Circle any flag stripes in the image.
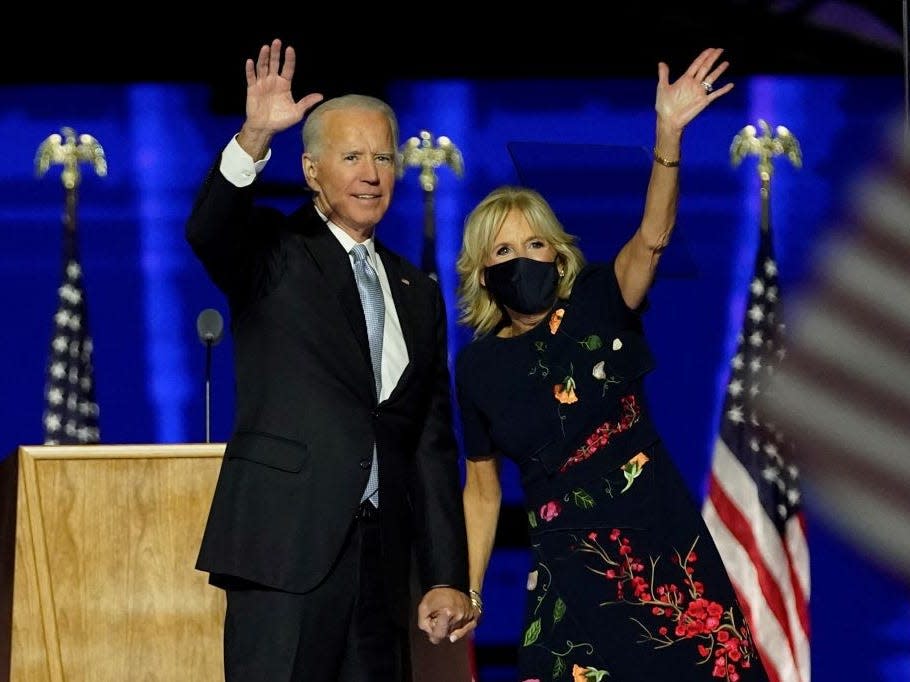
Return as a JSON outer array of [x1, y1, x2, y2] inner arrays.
[[705, 441, 810, 682]]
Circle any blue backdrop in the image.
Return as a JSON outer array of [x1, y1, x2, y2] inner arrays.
[[1, 74, 907, 680]]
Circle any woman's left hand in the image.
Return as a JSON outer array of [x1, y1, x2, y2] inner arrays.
[[446, 603, 481, 643]]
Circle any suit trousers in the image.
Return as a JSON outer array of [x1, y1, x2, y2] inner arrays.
[[222, 506, 410, 682]]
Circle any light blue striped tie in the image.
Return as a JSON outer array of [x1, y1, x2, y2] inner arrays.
[[351, 243, 383, 507]]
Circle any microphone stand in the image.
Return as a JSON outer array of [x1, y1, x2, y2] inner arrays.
[[204, 337, 214, 444]]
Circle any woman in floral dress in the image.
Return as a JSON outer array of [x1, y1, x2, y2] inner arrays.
[[449, 49, 770, 681]]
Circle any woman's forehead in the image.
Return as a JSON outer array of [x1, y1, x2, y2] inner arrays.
[[493, 210, 537, 241]]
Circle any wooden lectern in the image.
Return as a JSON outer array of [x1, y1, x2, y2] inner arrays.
[[0, 443, 226, 682]]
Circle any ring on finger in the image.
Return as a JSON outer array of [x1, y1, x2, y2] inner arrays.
[[701, 80, 714, 94]]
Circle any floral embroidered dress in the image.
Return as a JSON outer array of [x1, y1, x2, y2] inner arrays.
[[455, 263, 769, 682]]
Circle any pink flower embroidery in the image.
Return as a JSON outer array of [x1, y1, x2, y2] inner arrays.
[[539, 500, 562, 522]]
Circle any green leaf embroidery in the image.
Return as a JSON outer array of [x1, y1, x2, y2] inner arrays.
[[528, 510, 538, 528], [579, 334, 603, 351], [553, 597, 566, 625], [523, 617, 542, 646], [552, 656, 566, 678], [620, 460, 642, 493], [587, 667, 610, 680], [572, 488, 595, 509]]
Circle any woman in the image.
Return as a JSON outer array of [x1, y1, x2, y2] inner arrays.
[[450, 49, 770, 681]]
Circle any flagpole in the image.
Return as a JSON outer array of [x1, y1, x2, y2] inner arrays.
[[397, 129, 473, 682], [399, 130, 464, 280]]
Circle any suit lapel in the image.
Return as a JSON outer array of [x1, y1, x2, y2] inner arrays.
[[294, 206, 374, 399]]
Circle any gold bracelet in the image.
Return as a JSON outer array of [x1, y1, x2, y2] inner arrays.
[[469, 589, 483, 614], [652, 147, 680, 168]]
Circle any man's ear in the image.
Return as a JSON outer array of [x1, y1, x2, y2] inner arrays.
[[302, 154, 319, 192]]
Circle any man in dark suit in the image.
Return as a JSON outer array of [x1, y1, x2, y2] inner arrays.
[[186, 38, 472, 681]]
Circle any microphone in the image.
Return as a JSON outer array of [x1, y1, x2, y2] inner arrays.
[[196, 308, 224, 346], [196, 308, 224, 443]]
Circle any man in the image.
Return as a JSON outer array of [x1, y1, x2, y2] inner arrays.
[[187, 38, 472, 681]]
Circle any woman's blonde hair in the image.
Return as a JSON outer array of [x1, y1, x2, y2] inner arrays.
[[456, 186, 585, 337]]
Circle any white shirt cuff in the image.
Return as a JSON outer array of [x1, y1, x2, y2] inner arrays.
[[219, 135, 271, 188]]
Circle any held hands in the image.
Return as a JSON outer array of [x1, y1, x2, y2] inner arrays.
[[446, 589, 482, 643], [237, 39, 324, 159], [417, 587, 477, 644], [655, 47, 734, 134]]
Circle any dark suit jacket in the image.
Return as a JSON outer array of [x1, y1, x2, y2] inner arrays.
[[186, 162, 468, 625]]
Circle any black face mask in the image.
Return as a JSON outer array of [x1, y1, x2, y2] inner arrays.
[[484, 257, 559, 315]]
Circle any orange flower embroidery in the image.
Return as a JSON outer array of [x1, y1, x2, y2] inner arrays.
[[572, 664, 608, 681], [553, 376, 578, 404], [548, 307, 565, 334], [625, 451, 650, 469]]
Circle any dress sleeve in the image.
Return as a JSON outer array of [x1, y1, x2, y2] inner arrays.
[[454, 350, 496, 460]]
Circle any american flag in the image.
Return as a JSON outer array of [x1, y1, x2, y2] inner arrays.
[[759, 119, 910, 582], [702, 218, 811, 682], [42, 226, 101, 445]]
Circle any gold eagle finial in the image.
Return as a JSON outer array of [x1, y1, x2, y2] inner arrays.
[[35, 127, 108, 190], [731, 119, 802, 182], [398, 130, 464, 192]]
